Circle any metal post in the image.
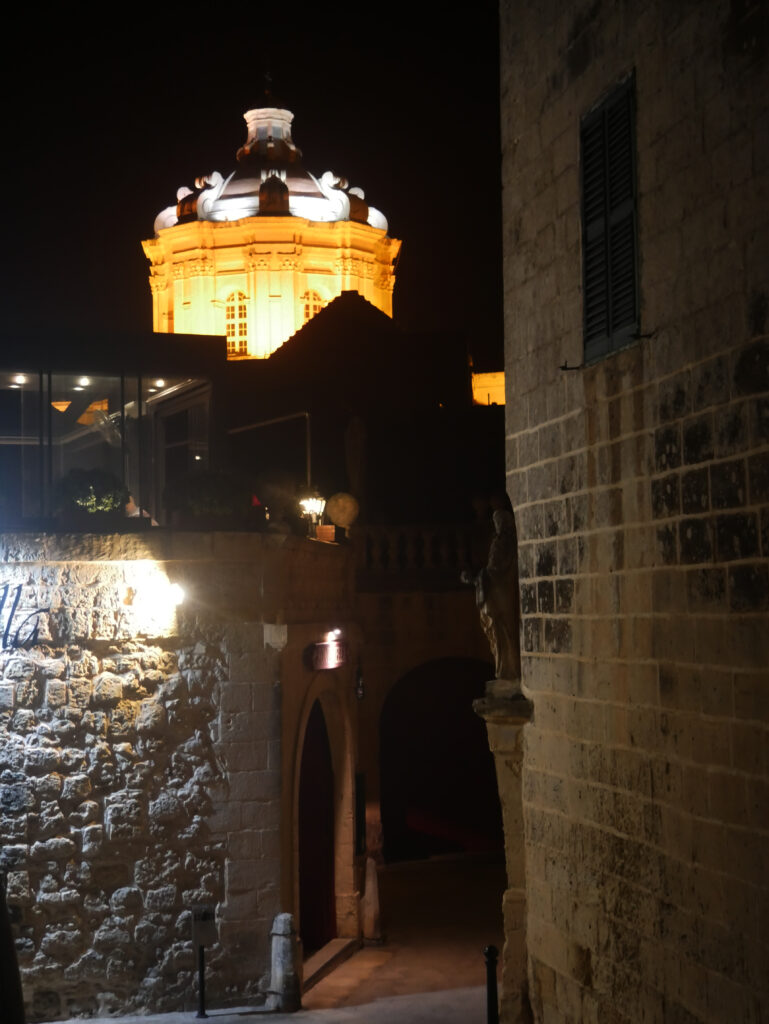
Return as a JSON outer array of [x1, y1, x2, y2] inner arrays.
[[196, 944, 207, 1018], [484, 945, 499, 1024], [304, 411, 311, 489]]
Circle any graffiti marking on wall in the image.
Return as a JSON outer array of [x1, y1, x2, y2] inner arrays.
[[0, 583, 49, 650]]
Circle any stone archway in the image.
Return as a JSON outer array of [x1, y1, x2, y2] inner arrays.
[[379, 657, 502, 863], [293, 679, 357, 956], [297, 700, 336, 954]]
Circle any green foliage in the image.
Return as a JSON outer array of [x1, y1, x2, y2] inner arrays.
[[57, 468, 128, 514]]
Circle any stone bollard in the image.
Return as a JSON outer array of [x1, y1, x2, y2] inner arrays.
[[266, 912, 301, 1012], [361, 856, 382, 943]]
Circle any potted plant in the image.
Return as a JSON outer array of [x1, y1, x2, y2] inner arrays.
[[56, 468, 129, 529]]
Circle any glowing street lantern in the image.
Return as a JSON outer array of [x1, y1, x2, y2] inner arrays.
[[299, 495, 326, 522]]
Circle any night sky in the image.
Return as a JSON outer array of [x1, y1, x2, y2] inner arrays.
[[2, 5, 502, 370]]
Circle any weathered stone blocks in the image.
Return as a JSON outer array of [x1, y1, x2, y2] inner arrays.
[[30, 837, 76, 861], [136, 698, 167, 735], [81, 824, 103, 857], [7, 870, 33, 905], [502, 4, 769, 1020], [144, 884, 178, 911], [1, 780, 34, 813], [91, 673, 124, 707], [0, 681, 15, 709], [24, 746, 61, 774], [149, 792, 183, 823], [109, 886, 143, 913], [93, 920, 133, 952], [104, 792, 145, 839], [15, 678, 40, 707], [0, 534, 352, 1020], [40, 925, 85, 959]]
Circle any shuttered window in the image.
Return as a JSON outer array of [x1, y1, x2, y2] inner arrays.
[[581, 74, 638, 362]]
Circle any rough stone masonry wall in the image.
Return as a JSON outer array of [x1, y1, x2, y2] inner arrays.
[[0, 531, 351, 1020], [2, 634, 228, 1021], [500, 2, 768, 1022]]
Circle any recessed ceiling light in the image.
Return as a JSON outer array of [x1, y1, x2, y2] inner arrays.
[[78, 377, 90, 387]]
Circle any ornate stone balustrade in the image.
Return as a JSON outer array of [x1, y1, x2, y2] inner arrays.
[[352, 524, 487, 591]]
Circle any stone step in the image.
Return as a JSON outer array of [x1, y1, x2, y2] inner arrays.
[[302, 938, 359, 993]]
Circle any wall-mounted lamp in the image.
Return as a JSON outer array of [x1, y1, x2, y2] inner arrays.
[[306, 629, 347, 670], [116, 569, 187, 638]]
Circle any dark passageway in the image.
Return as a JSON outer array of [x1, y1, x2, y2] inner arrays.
[[379, 657, 503, 863], [298, 699, 336, 956]]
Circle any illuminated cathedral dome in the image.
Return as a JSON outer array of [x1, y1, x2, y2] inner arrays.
[[144, 101, 400, 358], [154, 106, 388, 233]]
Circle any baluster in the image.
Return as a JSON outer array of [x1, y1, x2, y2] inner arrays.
[[397, 531, 408, 571]]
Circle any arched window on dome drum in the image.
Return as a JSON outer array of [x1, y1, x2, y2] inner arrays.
[[225, 291, 248, 355], [301, 290, 324, 324]]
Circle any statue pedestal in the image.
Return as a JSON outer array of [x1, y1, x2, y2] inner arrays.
[[482, 677, 528, 701], [474, 683, 533, 1024]]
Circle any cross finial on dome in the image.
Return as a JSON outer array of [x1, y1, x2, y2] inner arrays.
[[256, 70, 285, 111]]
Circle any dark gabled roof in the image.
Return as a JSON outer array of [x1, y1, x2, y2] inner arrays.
[[223, 291, 469, 426]]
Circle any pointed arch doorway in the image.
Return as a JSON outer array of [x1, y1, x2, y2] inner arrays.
[[297, 699, 336, 955]]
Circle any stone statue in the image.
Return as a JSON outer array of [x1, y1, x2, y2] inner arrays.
[[462, 493, 522, 691]]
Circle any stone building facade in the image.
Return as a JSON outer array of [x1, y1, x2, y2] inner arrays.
[[0, 530, 360, 1020], [498, 1, 768, 1021]]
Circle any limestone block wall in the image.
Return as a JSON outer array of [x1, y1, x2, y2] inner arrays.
[[500, 2, 768, 1022], [0, 531, 355, 1021]]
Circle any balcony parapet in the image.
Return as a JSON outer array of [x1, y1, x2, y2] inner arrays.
[[352, 523, 487, 592]]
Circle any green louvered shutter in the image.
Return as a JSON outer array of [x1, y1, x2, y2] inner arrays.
[[581, 75, 638, 362]]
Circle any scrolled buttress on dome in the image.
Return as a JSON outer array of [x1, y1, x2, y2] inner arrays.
[[153, 173, 229, 232], [151, 106, 389, 233]]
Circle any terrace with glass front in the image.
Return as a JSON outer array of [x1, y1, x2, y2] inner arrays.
[[0, 331, 225, 528]]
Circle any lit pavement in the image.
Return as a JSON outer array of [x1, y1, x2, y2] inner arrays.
[[54, 855, 505, 1024]]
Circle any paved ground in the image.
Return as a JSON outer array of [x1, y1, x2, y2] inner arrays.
[[304, 854, 505, 1010], [54, 853, 506, 1024], [53, 988, 488, 1024]]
